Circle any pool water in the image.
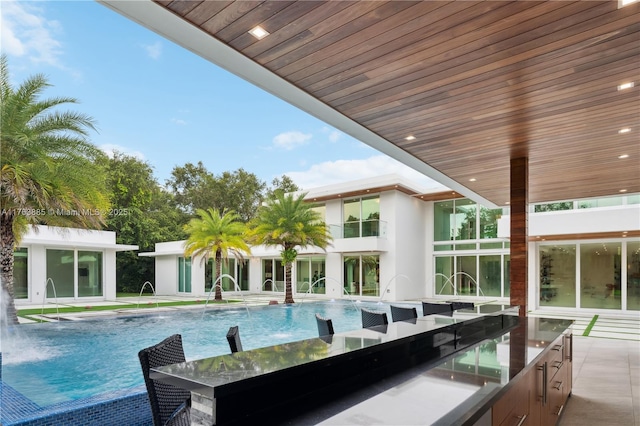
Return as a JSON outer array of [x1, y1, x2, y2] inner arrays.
[[2, 300, 399, 406]]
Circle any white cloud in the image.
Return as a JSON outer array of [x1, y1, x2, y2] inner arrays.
[[141, 41, 162, 60], [286, 155, 447, 191], [0, 1, 64, 67], [99, 144, 146, 160], [171, 118, 187, 125], [273, 131, 312, 150]]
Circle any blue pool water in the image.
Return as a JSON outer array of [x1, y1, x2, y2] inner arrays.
[[2, 300, 402, 407]]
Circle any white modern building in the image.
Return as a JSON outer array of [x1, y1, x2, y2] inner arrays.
[[142, 175, 640, 314], [14, 225, 138, 304]]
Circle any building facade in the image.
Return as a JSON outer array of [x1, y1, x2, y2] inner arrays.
[[143, 175, 640, 314], [14, 225, 138, 304]]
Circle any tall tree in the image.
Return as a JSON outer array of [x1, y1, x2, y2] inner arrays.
[[211, 168, 266, 222], [265, 175, 299, 199], [183, 209, 250, 301], [0, 55, 109, 324], [166, 161, 215, 214], [100, 152, 187, 292], [249, 193, 332, 304]]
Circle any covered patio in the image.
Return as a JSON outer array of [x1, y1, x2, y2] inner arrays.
[[96, 1, 639, 425], [100, 0, 639, 314]]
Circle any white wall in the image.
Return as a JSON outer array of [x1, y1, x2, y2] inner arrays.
[[381, 191, 428, 301], [155, 255, 177, 296], [498, 205, 640, 237]]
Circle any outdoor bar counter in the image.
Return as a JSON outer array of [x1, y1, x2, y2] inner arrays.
[[151, 309, 572, 426]]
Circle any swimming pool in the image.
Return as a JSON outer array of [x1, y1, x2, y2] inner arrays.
[[2, 300, 401, 407]]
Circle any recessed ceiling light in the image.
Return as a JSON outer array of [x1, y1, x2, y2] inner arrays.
[[618, 81, 635, 90], [620, 189, 628, 193], [405, 135, 416, 141], [619, 128, 632, 134], [619, 154, 630, 159], [469, 178, 476, 182], [248, 25, 269, 40], [505, 201, 510, 205]]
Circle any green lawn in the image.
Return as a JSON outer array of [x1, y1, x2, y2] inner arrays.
[[17, 298, 242, 321]]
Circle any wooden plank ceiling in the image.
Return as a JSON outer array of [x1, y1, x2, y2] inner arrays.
[[155, 0, 639, 206]]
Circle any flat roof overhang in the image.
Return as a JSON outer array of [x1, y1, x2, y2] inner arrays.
[[98, 0, 640, 208]]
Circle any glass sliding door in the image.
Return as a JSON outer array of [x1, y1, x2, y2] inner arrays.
[[262, 259, 274, 291], [343, 255, 379, 297], [274, 260, 285, 292], [14, 248, 28, 299], [362, 255, 379, 296], [178, 257, 191, 293], [296, 259, 311, 293], [238, 260, 249, 291], [78, 251, 103, 297], [539, 245, 576, 307], [46, 249, 74, 298], [627, 241, 640, 311], [344, 256, 360, 295], [580, 242, 621, 309]]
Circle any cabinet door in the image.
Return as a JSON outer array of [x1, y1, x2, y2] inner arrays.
[[493, 375, 530, 426]]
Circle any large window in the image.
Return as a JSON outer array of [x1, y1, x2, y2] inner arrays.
[[434, 199, 492, 241], [343, 196, 380, 238], [580, 243, 621, 310], [46, 249, 74, 298], [456, 256, 477, 295], [435, 256, 454, 295], [296, 256, 326, 294], [434, 254, 510, 298], [479, 255, 502, 297], [454, 199, 476, 240], [178, 257, 192, 293], [434, 198, 508, 298], [14, 248, 28, 299], [344, 254, 379, 297]]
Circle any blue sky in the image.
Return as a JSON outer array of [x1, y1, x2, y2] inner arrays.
[[2, 0, 444, 191]]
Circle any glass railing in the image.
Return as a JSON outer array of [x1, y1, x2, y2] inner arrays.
[[531, 194, 639, 212], [329, 220, 387, 239]]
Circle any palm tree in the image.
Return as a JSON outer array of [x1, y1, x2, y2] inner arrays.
[[249, 193, 331, 304], [0, 55, 110, 325], [183, 209, 250, 301]]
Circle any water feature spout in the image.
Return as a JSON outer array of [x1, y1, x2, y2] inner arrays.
[[41, 278, 60, 322], [137, 281, 159, 311], [262, 279, 275, 292], [196, 274, 253, 343], [435, 272, 485, 297], [378, 274, 413, 303]]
